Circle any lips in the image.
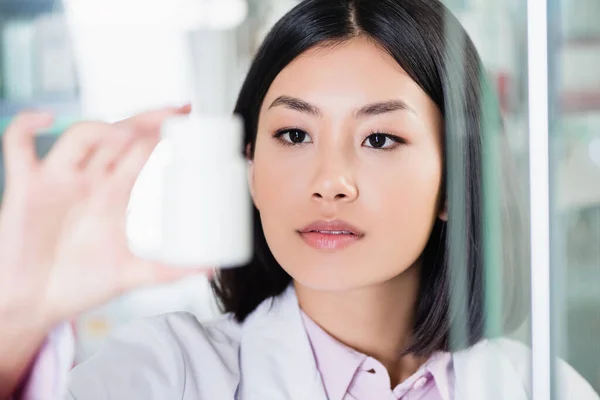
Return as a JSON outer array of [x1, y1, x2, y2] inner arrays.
[[299, 220, 364, 235], [298, 220, 364, 250]]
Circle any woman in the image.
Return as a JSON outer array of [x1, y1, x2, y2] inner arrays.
[[0, 0, 597, 399]]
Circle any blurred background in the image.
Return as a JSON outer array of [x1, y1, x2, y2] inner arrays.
[[0, 0, 598, 395]]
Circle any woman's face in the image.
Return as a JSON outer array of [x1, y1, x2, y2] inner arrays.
[[250, 37, 445, 291]]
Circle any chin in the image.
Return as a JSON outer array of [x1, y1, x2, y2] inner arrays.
[[285, 263, 385, 292], [295, 278, 359, 292]]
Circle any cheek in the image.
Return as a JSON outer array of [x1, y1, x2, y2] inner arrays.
[[251, 143, 310, 272], [363, 146, 442, 208], [252, 139, 306, 218], [375, 158, 441, 218], [362, 150, 442, 256]]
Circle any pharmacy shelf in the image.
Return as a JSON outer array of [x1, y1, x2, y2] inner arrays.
[[0, 0, 61, 17], [0, 98, 80, 135], [0, 98, 79, 117], [560, 34, 600, 113], [566, 263, 600, 307], [562, 91, 600, 114], [564, 36, 600, 47]]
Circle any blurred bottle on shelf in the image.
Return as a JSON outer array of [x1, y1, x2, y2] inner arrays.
[[33, 14, 78, 98], [0, 12, 78, 103], [2, 19, 36, 100], [563, 0, 600, 40]]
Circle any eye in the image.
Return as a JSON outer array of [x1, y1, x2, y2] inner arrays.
[[273, 128, 312, 146], [363, 133, 405, 150]]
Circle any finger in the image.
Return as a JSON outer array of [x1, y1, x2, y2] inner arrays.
[[121, 258, 213, 291], [105, 137, 159, 205], [88, 105, 191, 175], [85, 127, 135, 178], [43, 122, 113, 171], [3, 111, 54, 175], [116, 104, 191, 135]]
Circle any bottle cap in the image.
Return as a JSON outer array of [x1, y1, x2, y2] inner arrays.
[[187, 27, 239, 115], [161, 114, 244, 161]]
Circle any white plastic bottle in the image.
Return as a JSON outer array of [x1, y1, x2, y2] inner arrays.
[[159, 113, 252, 267], [158, 26, 252, 268]]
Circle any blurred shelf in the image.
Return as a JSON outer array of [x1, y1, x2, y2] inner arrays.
[[0, 98, 80, 135], [0, 0, 62, 17], [564, 35, 600, 47], [566, 264, 600, 307], [0, 115, 79, 136], [562, 91, 600, 114], [0, 98, 79, 116]]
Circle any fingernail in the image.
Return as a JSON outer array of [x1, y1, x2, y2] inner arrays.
[[176, 104, 192, 113]]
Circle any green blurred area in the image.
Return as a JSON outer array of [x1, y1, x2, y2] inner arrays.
[[0, 116, 79, 136]]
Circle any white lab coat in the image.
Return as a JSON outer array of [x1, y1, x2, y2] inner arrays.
[[66, 285, 599, 400]]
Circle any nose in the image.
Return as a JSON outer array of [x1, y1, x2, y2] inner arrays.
[[310, 152, 358, 204]]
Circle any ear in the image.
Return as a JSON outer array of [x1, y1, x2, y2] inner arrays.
[[438, 200, 448, 221]]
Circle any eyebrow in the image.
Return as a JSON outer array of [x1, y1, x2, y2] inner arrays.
[[268, 96, 417, 118], [355, 100, 417, 117], [268, 96, 322, 117]]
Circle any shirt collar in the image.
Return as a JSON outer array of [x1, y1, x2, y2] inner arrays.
[[300, 310, 367, 400], [300, 310, 454, 400], [424, 351, 454, 400]]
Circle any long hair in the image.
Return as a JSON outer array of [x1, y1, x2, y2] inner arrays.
[[211, 0, 522, 356]]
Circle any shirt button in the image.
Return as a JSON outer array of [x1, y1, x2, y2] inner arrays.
[[412, 376, 429, 390]]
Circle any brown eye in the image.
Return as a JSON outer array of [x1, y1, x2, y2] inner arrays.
[[367, 134, 386, 148], [363, 133, 405, 150], [274, 128, 312, 146], [287, 129, 307, 143]]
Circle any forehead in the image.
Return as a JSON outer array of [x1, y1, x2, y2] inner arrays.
[[262, 37, 435, 114]]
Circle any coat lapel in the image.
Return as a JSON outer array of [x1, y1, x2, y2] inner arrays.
[[237, 285, 329, 400], [453, 339, 530, 400], [236, 285, 533, 400]]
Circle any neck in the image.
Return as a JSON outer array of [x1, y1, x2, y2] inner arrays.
[[295, 263, 427, 386]]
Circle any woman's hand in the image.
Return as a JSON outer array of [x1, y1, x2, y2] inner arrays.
[[0, 106, 211, 397]]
